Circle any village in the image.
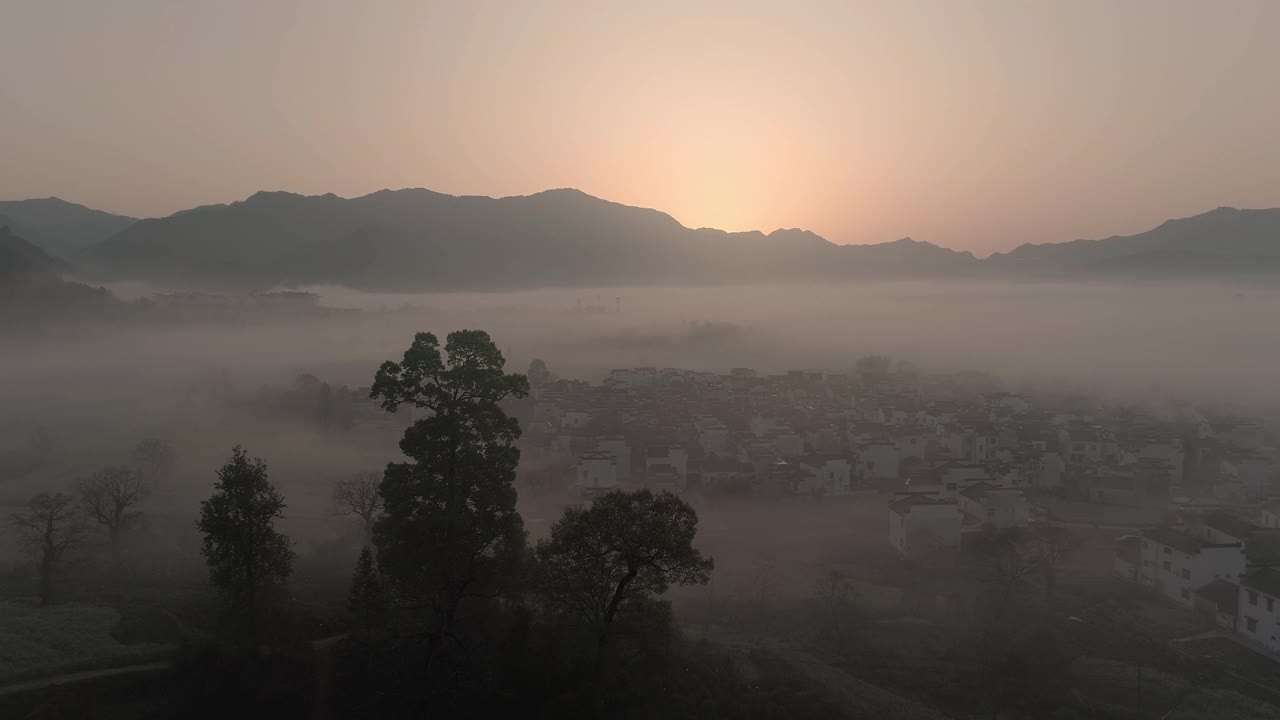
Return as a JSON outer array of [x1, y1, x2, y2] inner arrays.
[[513, 356, 1280, 661]]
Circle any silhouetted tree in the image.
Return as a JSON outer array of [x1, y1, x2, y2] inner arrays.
[[131, 437, 176, 485], [77, 465, 147, 560], [535, 489, 713, 657], [977, 526, 1046, 602], [369, 330, 529, 665], [349, 547, 386, 643], [527, 358, 555, 388], [198, 446, 294, 647], [9, 493, 88, 605], [332, 472, 383, 541]]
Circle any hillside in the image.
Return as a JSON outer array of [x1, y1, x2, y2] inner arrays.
[[31, 190, 1280, 290], [81, 189, 978, 290], [0, 198, 137, 258], [0, 224, 71, 278], [985, 206, 1280, 277]]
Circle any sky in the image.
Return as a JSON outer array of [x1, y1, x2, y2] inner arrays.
[[3, 0, 1279, 256]]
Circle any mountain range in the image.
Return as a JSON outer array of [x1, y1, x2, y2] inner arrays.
[[3, 190, 1278, 290]]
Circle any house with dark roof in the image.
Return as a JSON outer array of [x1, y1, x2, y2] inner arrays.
[[1139, 526, 1246, 608], [1188, 511, 1258, 546]]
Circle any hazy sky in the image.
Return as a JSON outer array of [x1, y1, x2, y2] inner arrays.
[[4, 1, 1279, 255]]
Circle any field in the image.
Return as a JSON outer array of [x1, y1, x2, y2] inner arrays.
[[0, 600, 169, 683]]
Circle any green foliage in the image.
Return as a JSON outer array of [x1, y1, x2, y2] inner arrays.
[[535, 489, 713, 649], [0, 600, 167, 682], [348, 547, 386, 641], [528, 358, 555, 387], [197, 446, 295, 647], [369, 330, 529, 634]]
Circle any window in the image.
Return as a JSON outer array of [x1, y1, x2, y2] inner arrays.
[[1247, 617, 1258, 633], [1181, 569, 1190, 580], [1249, 590, 1259, 606]]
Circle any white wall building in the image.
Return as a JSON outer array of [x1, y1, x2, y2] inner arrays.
[[576, 451, 618, 498], [795, 455, 852, 497], [1239, 568, 1280, 653], [1139, 526, 1246, 608], [858, 442, 900, 480], [595, 436, 631, 483], [888, 494, 962, 555], [957, 482, 1029, 528]]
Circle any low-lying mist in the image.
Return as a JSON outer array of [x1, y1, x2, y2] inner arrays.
[[2, 280, 1278, 509]]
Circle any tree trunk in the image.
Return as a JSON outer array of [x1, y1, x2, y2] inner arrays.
[[39, 553, 54, 606]]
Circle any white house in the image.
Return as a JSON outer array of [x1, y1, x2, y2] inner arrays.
[[1139, 526, 1246, 608], [595, 436, 631, 483], [888, 493, 963, 555], [1037, 451, 1066, 489], [561, 408, 591, 431], [858, 442, 900, 480], [957, 482, 1029, 528], [1135, 439, 1185, 484], [1239, 568, 1280, 653], [795, 455, 852, 497], [1260, 500, 1280, 530], [576, 451, 618, 498], [646, 445, 688, 488]]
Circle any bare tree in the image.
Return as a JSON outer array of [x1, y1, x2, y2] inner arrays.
[[9, 493, 89, 605], [978, 527, 1046, 601], [131, 438, 176, 484], [78, 466, 148, 556], [332, 472, 383, 540]]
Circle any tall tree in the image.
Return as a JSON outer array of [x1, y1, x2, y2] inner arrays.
[[527, 358, 555, 389], [332, 472, 383, 541], [77, 466, 147, 558], [131, 438, 176, 485], [535, 489, 713, 656], [369, 330, 530, 661], [198, 446, 294, 647], [9, 493, 88, 605], [349, 547, 387, 642]]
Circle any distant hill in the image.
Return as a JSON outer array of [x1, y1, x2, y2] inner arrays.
[[55, 189, 1280, 289], [81, 188, 978, 290], [985, 206, 1280, 278], [0, 224, 70, 278], [0, 198, 137, 258], [0, 224, 119, 319]]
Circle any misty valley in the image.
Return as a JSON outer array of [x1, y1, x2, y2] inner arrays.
[[4, 256, 1280, 718]]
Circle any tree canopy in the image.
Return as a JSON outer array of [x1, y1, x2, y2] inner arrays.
[[197, 446, 294, 646], [535, 489, 713, 651], [369, 330, 530, 653]]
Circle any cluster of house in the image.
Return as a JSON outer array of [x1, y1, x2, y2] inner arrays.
[[519, 363, 1276, 515], [884, 398, 1278, 556], [1115, 504, 1280, 655]]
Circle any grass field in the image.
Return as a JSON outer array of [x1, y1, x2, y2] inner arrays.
[[0, 600, 169, 683]]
